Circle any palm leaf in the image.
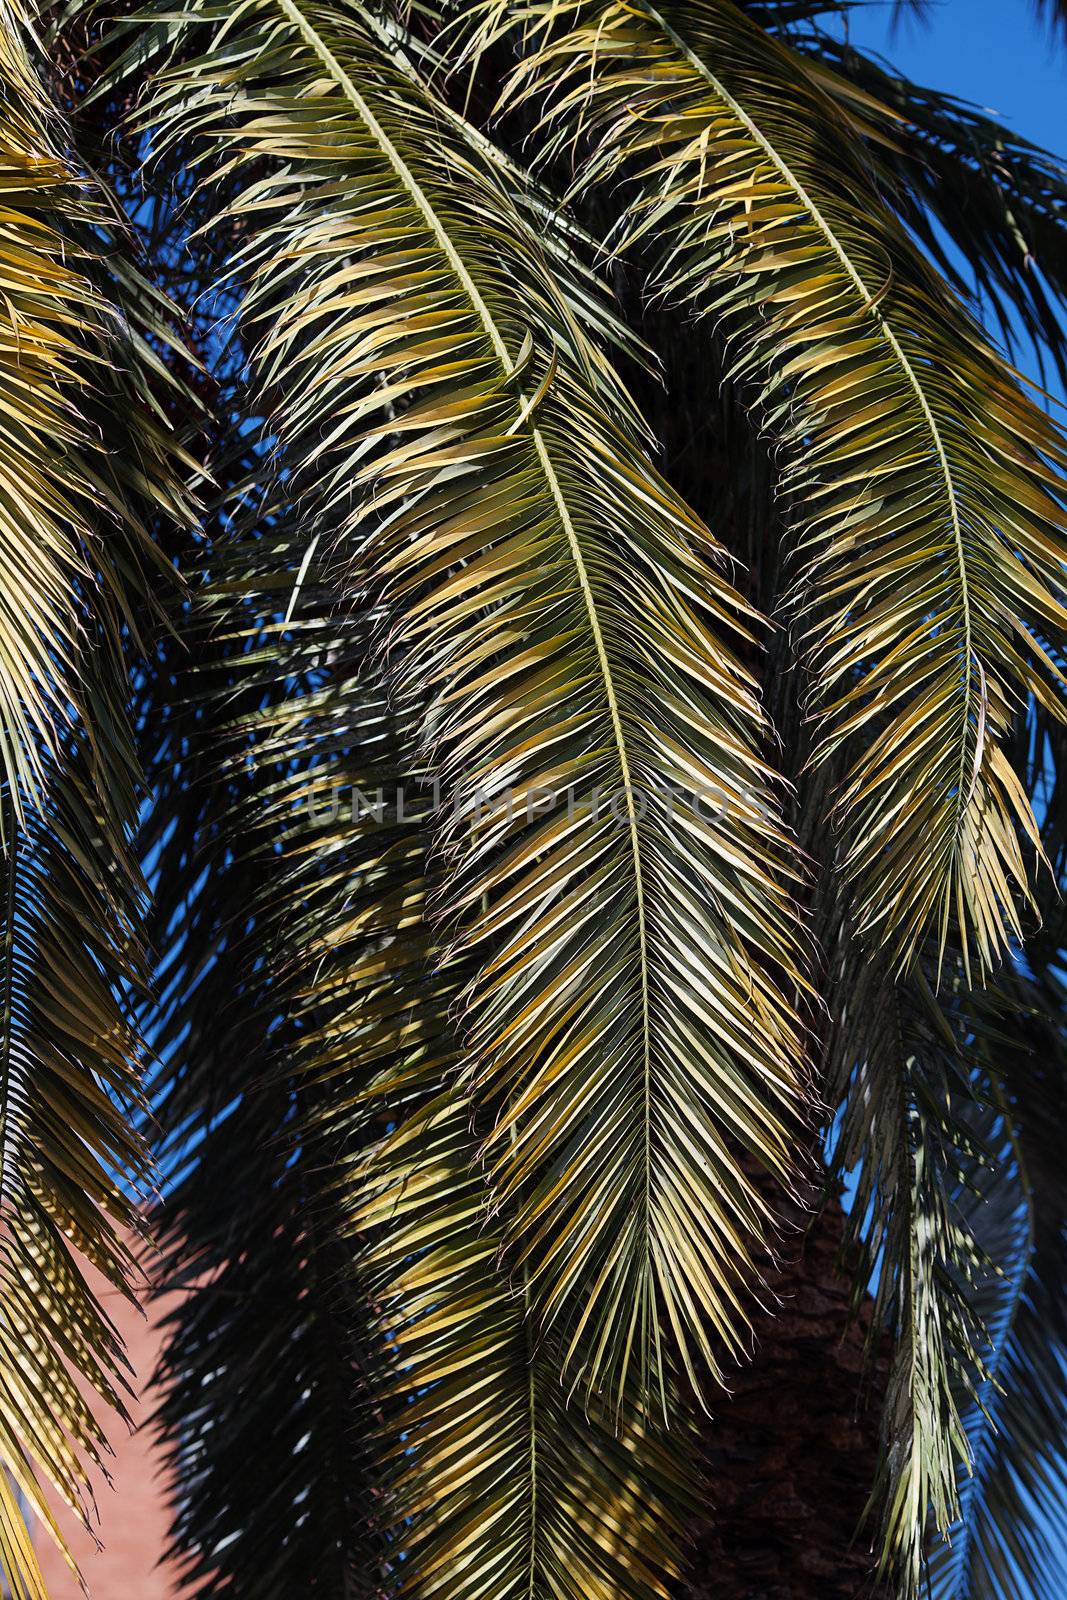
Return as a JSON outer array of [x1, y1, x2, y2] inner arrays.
[[360, 1081, 699, 1600], [0, 4, 193, 1589], [120, 0, 810, 1414], [791, 31, 1067, 388], [144, 516, 391, 1595], [319, 714, 700, 1600], [825, 951, 1000, 1597], [158, 459, 699, 1597], [153, 1062, 381, 1598], [927, 972, 1067, 1600], [494, 0, 1067, 978]]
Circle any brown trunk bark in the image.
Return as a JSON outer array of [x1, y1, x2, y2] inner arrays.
[[681, 1190, 891, 1600]]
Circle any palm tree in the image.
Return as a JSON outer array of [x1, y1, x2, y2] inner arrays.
[[1, 0, 1066, 1596]]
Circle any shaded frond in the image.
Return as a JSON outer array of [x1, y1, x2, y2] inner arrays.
[[0, 4, 193, 1590], [145, 531, 389, 1596], [826, 953, 997, 1597], [927, 972, 1067, 1600], [153, 1070, 380, 1599], [495, 0, 1067, 978]]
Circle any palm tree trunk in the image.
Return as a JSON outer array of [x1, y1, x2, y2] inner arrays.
[[683, 1187, 891, 1600]]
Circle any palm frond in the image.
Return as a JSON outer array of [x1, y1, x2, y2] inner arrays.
[[828, 952, 1067, 1600], [145, 527, 390, 1595], [0, 756, 149, 1593], [156, 456, 700, 1598], [927, 972, 1067, 1600], [153, 1069, 381, 1599], [121, 0, 811, 1414], [0, 2, 168, 811], [792, 32, 1067, 388], [360, 1078, 699, 1600], [494, 0, 1067, 978], [0, 4, 193, 1589], [826, 953, 998, 1597], [322, 728, 700, 1600], [1033, 0, 1067, 35]]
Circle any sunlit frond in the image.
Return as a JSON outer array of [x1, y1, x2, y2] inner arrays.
[[323, 726, 700, 1600], [360, 1079, 699, 1600], [122, 0, 811, 1415], [791, 33, 1067, 387], [494, 0, 1067, 978]]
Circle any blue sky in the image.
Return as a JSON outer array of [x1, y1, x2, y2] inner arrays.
[[831, 0, 1065, 158]]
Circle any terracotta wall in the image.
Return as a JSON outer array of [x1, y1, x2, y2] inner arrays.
[[34, 1259, 182, 1600]]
